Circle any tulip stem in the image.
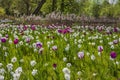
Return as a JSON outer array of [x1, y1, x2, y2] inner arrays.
[[114, 59, 118, 79]]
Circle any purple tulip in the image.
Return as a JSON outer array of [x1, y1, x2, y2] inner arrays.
[[5, 34, 9, 38], [26, 38, 30, 43], [110, 51, 117, 59], [113, 40, 119, 44], [36, 42, 42, 48], [58, 27, 72, 34], [98, 46, 103, 52], [53, 63, 57, 68], [23, 25, 28, 31], [52, 45, 57, 51], [113, 27, 118, 32], [31, 25, 36, 30], [98, 27, 103, 32], [78, 52, 84, 59], [1, 37, 6, 43], [65, 27, 72, 33], [38, 48, 44, 54], [62, 29, 68, 34], [14, 38, 19, 44], [106, 31, 112, 35], [58, 29, 62, 33]]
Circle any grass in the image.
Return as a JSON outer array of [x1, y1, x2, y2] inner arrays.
[[0, 24, 120, 80]]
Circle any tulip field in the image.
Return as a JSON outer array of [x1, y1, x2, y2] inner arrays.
[[0, 24, 120, 80]]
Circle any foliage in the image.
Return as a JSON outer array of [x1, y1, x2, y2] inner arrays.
[[0, 0, 120, 17], [41, 0, 52, 14], [0, 7, 5, 15]]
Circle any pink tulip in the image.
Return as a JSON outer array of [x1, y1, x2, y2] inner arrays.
[[14, 38, 19, 44]]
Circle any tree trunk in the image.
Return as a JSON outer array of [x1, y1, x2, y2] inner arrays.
[[23, 0, 30, 15], [52, 0, 57, 11], [61, 0, 64, 12], [33, 0, 46, 15], [25, 2, 30, 15], [26, 4, 30, 15]]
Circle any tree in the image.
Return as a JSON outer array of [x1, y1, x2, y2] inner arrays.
[[0, 0, 13, 15], [0, 7, 5, 15], [23, 0, 31, 15], [60, 0, 64, 12], [33, 0, 46, 15], [52, 0, 57, 11]]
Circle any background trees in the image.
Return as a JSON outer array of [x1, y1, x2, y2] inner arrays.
[[0, 0, 120, 18]]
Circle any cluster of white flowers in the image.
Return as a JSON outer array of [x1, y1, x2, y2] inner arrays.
[[9, 39, 13, 44], [64, 37, 68, 41], [11, 57, 17, 63], [0, 63, 3, 67], [0, 68, 5, 75], [12, 67, 22, 80], [99, 40, 103, 43], [93, 72, 97, 76], [108, 0, 118, 5], [91, 54, 96, 61], [0, 63, 7, 79], [19, 41, 23, 45], [38, 48, 44, 54], [63, 57, 67, 62], [47, 41, 51, 48], [86, 52, 90, 56], [78, 44, 81, 48], [3, 46, 7, 51], [77, 71, 81, 76], [20, 59, 24, 63], [4, 52, 8, 57], [0, 75, 4, 80], [72, 32, 79, 38], [91, 42, 95, 46], [32, 69, 38, 76], [30, 60, 37, 67], [44, 63, 49, 67], [65, 44, 70, 51], [66, 63, 72, 68], [62, 67, 70, 80], [78, 39, 82, 44], [7, 63, 13, 71]]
